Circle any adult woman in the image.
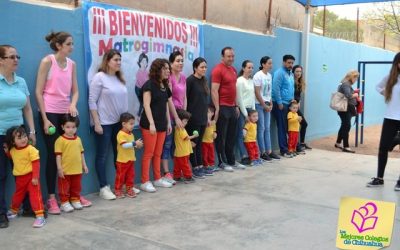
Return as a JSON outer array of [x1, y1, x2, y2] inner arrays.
[[235, 60, 255, 165], [0, 45, 36, 228], [367, 52, 400, 190], [89, 49, 127, 200], [335, 70, 359, 153], [292, 65, 312, 151], [253, 56, 280, 161], [35, 31, 82, 214], [160, 51, 187, 182], [140, 58, 182, 192], [186, 57, 210, 176]]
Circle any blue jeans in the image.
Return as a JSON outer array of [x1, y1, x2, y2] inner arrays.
[[161, 132, 174, 160], [236, 113, 248, 158], [0, 135, 7, 214], [94, 122, 121, 188], [271, 102, 289, 153], [256, 104, 272, 153]]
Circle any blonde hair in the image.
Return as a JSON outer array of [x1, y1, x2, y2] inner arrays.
[[341, 70, 359, 84]]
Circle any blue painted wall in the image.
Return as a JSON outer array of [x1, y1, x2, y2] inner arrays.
[[0, 0, 395, 201]]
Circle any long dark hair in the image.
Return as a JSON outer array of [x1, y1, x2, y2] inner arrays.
[[192, 57, 209, 95], [238, 60, 252, 77], [98, 49, 125, 84], [5, 125, 27, 150], [292, 65, 305, 92], [45, 31, 72, 52], [149, 58, 170, 88], [385, 52, 400, 103]]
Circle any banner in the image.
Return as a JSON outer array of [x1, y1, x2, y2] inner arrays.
[[82, 1, 203, 119]]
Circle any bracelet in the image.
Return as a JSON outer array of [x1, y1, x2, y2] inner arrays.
[[29, 130, 37, 135]]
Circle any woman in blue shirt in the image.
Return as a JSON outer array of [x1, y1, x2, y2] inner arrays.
[[0, 45, 36, 228]]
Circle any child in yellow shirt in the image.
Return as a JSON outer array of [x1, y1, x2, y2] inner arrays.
[[202, 105, 217, 172], [55, 115, 90, 213], [115, 113, 143, 198], [243, 110, 262, 166], [173, 109, 199, 183], [287, 101, 302, 156], [5, 126, 45, 228]]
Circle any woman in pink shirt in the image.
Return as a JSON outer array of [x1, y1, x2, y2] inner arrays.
[[35, 31, 89, 214], [160, 51, 187, 184]]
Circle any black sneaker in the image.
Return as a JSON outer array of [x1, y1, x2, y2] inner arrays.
[[240, 157, 251, 165], [184, 177, 196, 184], [395, 180, 400, 191], [260, 153, 272, 162], [193, 167, 205, 179], [296, 147, 306, 154], [0, 213, 9, 228], [301, 143, 312, 150], [366, 177, 384, 187], [269, 152, 281, 160], [280, 152, 293, 158]]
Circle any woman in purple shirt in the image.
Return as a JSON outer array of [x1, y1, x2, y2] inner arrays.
[[89, 49, 128, 200]]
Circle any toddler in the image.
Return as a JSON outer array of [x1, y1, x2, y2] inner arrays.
[[202, 105, 217, 172], [287, 101, 302, 156], [243, 110, 262, 166], [115, 113, 143, 198], [5, 126, 46, 228]]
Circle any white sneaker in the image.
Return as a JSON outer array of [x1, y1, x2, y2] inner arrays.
[[71, 201, 83, 210], [99, 185, 116, 200], [223, 165, 234, 172], [234, 161, 246, 169], [140, 181, 156, 192], [132, 187, 141, 194], [153, 178, 173, 188], [60, 202, 74, 213]]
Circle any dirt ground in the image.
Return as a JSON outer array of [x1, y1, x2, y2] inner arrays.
[[309, 124, 400, 158]]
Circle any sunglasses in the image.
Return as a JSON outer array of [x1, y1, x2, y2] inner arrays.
[[2, 55, 21, 60]]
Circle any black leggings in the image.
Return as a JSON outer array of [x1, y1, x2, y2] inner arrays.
[[336, 110, 353, 148], [39, 112, 65, 195], [297, 109, 308, 143], [186, 123, 206, 168], [377, 118, 400, 178]]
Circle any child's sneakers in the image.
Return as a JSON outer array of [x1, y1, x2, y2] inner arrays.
[[132, 187, 141, 194], [184, 177, 196, 184], [60, 202, 74, 213], [32, 216, 46, 228], [80, 196, 92, 207], [163, 172, 176, 185], [71, 201, 83, 210], [46, 198, 61, 215], [115, 190, 125, 199], [6, 210, 17, 219], [193, 167, 206, 178], [202, 167, 214, 176], [126, 188, 137, 198]]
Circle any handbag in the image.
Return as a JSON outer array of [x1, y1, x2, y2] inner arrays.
[[330, 91, 348, 112]]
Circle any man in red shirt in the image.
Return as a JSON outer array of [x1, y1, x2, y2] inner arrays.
[[211, 47, 245, 172]]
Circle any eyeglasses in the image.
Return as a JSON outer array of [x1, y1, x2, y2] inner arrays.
[[2, 55, 21, 60]]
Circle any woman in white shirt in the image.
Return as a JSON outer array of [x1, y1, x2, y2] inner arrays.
[[253, 56, 280, 162], [236, 60, 255, 165], [367, 52, 400, 191]]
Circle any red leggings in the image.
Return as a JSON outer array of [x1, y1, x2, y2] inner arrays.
[[244, 141, 259, 160], [141, 128, 166, 183], [115, 161, 134, 191], [288, 131, 299, 152], [173, 156, 192, 179], [58, 174, 82, 204], [202, 142, 215, 167], [11, 173, 44, 217]]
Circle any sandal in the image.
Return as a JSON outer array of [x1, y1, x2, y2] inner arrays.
[[342, 148, 355, 153]]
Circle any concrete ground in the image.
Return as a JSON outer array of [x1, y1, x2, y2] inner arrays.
[[1, 149, 399, 250]]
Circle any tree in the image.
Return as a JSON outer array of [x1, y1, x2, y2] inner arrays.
[[363, 2, 400, 35], [313, 9, 362, 42]]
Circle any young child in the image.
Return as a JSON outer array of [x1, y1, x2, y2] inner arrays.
[[115, 112, 143, 198], [287, 101, 303, 157], [5, 126, 46, 228], [55, 115, 90, 212], [243, 110, 262, 166], [202, 105, 217, 172], [173, 109, 198, 183]]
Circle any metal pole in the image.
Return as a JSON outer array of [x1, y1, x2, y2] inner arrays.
[[203, 0, 207, 21], [301, 1, 311, 118], [355, 62, 361, 147], [323, 6, 326, 36], [361, 63, 366, 144], [267, 0, 273, 32], [356, 8, 359, 42]]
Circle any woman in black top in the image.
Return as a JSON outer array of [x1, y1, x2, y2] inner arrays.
[[186, 57, 211, 176], [292, 65, 311, 151], [139, 58, 182, 192]]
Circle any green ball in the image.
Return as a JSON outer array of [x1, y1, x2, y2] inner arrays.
[[48, 126, 56, 135], [193, 130, 199, 136]]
